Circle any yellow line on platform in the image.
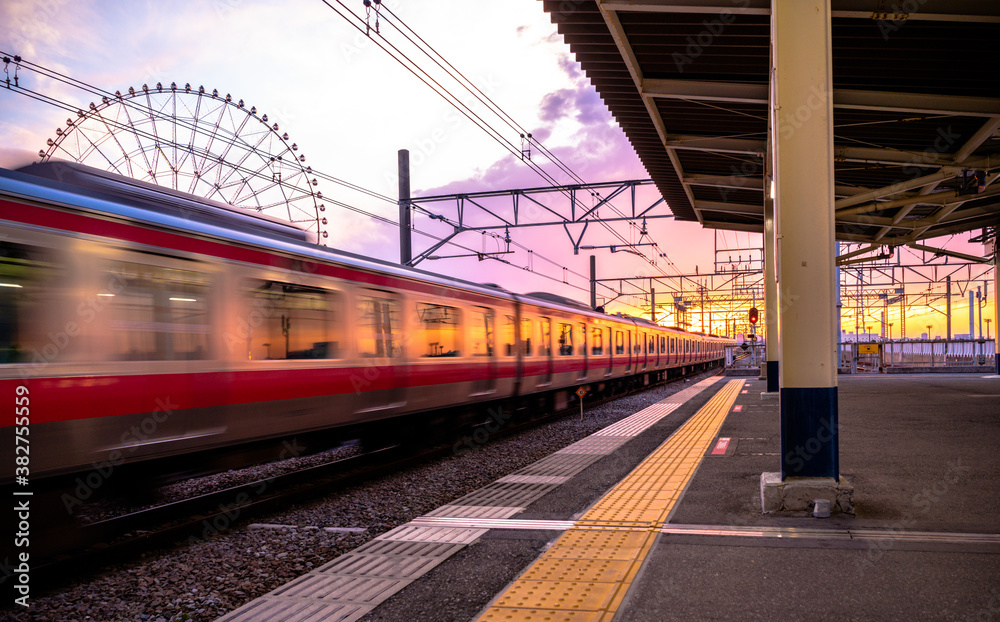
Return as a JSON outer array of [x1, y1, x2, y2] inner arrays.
[[476, 379, 744, 622]]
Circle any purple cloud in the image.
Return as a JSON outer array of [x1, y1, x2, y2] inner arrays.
[[557, 54, 582, 80], [539, 88, 575, 123]]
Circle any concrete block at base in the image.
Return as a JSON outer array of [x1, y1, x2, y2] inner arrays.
[[760, 472, 854, 515]]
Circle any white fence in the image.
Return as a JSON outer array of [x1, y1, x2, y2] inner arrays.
[[727, 340, 996, 373]]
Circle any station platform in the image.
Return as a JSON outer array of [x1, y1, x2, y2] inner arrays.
[[217, 373, 1000, 622]]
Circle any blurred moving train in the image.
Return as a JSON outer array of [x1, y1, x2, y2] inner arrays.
[[1, 162, 730, 481]]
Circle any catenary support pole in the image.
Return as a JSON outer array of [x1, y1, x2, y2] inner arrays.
[[773, 0, 839, 480], [946, 275, 952, 340], [398, 149, 412, 266], [590, 255, 597, 310]]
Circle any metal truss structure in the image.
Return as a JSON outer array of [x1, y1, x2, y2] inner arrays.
[[405, 178, 668, 266], [590, 232, 995, 343]]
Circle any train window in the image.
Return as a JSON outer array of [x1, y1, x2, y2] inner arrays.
[[106, 261, 212, 361], [357, 293, 401, 358], [539, 317, 552, 357], [633, 334, 641, 355], [579, 323, 587, 357], [558, 323, 574, 356], [470, 307, 494, 356], [503, 315, 517, 356], [0, 242, 72, 364], [591, 326, 604, 356], [615, 331, 624, 355], [416, 303, 461, 357], [648, 334, 655, 354], [521, 318, 533, 356], [660, 336, 666, 353], [244, 280, 341, 360]]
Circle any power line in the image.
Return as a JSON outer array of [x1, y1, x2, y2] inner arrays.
[[1, 55, 639, 309], [334, 2, 683, 282]]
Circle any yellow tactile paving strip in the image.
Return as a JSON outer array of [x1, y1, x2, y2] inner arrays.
[[477, 379, 744, 622]]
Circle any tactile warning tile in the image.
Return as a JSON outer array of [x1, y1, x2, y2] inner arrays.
[[315, 553, 442, 578], [479, 610, 603, 621], [424, 504, 525, 519], [221, 527, 484, 622], [349, 539, 464, 558], [215, 598, 371, 622], [271, 574, 409, 603], [660, 375, 722, 403], [497, 474, 573, 485], [515, 452, 605, 478], [556, 436, 629, 455], [519, 558, 634, 584], [491, 579, 619, 611], [375, 524, 487, 545], [450, 482, 557, 507], [476, 379, 744, 622], [540, 529, 656, 561], [592, 403, 680, 437]]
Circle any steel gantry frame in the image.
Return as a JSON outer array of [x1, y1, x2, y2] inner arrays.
[[402, 178, 669, 266]]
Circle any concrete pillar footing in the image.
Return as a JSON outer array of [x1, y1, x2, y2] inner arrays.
[[760, 472, 854, 515], [760, 391, 778, 400]]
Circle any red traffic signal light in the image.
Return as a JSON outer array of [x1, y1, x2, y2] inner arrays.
[[749, 307, 759, 324]]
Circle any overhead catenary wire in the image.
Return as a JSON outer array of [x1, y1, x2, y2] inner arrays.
[[334, 2, 687, 285], [313, 3, 650, 300], [381, 5, 682, 272], [1, 52, 400, 206], [1, 47, 641, 308]]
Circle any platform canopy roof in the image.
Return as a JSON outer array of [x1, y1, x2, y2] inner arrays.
[[543, 0, 1000, 248]]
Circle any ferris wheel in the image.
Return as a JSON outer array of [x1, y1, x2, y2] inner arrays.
[[37, 81, 328, 242]]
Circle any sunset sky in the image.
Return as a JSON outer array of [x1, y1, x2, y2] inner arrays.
[[0, 0, 992, 336]]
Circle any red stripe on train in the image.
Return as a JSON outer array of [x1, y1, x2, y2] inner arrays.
[[2, 362, 519, 426]]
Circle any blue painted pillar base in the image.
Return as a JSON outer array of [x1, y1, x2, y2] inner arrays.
[[780, 387, 838, 480], [766, 361, 779, 393]]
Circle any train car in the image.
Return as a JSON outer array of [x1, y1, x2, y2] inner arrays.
[[0, 161, 730, 481]]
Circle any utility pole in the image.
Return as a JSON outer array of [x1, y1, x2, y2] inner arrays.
[[946, 275, 952, 340], [398, 149, 412, 266], [590, 255, 597, 310]]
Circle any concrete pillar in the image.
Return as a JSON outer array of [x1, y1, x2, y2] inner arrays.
[[398, 149, 412, 266], [772, 0, 839, 480]]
